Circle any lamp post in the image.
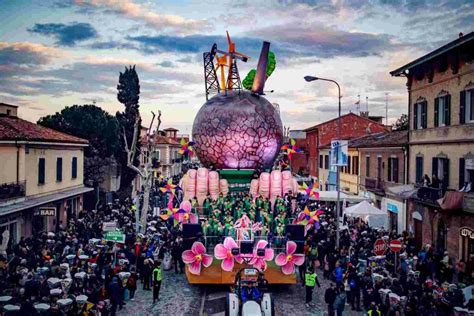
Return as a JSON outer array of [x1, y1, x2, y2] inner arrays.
[[304, 76, 342, 249]]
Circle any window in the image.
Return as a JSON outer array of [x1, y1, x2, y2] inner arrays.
[[365, 156, 370, 177], [416, 156, 423, 183], [6, 109, 11, 116], [377, 156, 382, 180], [388, 157, 399, 182], [414, 101, 427, 129], [319, 155, 323, 169], [347, 156, 351, 174], [461, 90, 474, 124], [459, 158, 465, 190], [56, 157, 63, 182], [352, 156, 359, 175], [38, 158, 45, 184], [71, 157, 77, 179], [432, 157, 450, 187], [434, 94, 451, 127], [324, 155, 329, 169]]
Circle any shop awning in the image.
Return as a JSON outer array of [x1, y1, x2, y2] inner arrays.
[[0, 186, 93, 217], [437, 191, 465, 211], [387, 184, 417, 199]]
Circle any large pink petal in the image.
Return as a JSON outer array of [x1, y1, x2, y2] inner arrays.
[[292, 254, 305, 266], [221, 257, 234, 272], [264, 248, 274, 261], [258, 260, 268, 272], [214, 244, 228, 260], [201, 254, 213, 267], [282, 261, 296, 275], [286, 241, 297, 255], [188, 261, 201, 275], [180, 201, 192, 212], [189, 213, 199, 224], [256, 239, 268, 249], [275, 253, 288, 266], [182, 250, 196, 264], [234, 255, 244, 264], [223, 237, 238, 250], [192, 242, 206, 255]]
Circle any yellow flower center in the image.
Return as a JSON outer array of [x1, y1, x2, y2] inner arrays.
[[184, 213, 189, 220], [227, 250, 233, 259], [195, 254, 202, 262], [287, 255, 293, 262]]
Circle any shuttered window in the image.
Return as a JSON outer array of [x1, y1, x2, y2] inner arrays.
[[38, 158, 45, 185], [56, 157, 63, 182], [319, 155, 323, 169], [414, 101, 427, 129], [416, 156, 423, 183], [388, 157, 399, 182], [365, 156, 370, 177], [459, 158, 465, 190], [72, 157, 77, 179], [434, 95, 451, 127]]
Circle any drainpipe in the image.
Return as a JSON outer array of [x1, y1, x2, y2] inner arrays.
[[15, 140, 20, 184]]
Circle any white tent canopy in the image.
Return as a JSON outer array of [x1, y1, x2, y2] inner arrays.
[[344, 200, 385, 216], [310, 191, 368, 203]]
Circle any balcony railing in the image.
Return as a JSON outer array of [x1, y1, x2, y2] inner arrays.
[[365, 178, 384, 194], [415, 186, 444, 206], [0, 181, 26, 200]]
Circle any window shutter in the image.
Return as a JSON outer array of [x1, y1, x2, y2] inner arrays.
[[434, 98, 439, 127], [388, 158, 392, 182], [459, 158, 465, 190], [416, 157, 423, 183], [366, 156, 370, 177], [413, 103, 418, 129], [394, 158, 399, 183], [432, 157, 438, 178], [423, 101, 428, 128], [442, 159, 449, 187], [460, 90, 466, 124], [445, 95, 451, 126]]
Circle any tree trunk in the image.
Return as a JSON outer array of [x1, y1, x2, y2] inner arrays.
[[140, 175, 152, 233]]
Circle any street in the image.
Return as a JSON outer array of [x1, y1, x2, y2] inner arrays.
[[119, 269, 364, 316]]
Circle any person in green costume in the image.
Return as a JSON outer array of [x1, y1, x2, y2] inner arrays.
[[203, 195, 212, 216]]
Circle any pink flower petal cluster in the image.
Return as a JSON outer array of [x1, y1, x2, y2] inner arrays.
[[182, 242, 213, 275], [214, 237, 243, 271], [275, 241, 305, 275], [249, 240, 274, 271]]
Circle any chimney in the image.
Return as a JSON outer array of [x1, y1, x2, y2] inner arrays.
[[251, 41, 270, 95], [459, 32, 464, 38]]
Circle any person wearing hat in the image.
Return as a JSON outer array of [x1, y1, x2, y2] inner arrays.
[[152, 261, 162, 304], [304, 266, 321, 307]]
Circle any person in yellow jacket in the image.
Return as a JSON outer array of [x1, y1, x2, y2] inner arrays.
[[367, 302, 381, 316], [152, 261, 162, 304], [305, 267, 321, 307]]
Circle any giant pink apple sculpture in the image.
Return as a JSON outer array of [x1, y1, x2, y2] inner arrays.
[[192, 90, 283, 170]]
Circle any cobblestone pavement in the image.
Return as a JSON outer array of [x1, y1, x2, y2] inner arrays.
[[118, 270, 364, 316]]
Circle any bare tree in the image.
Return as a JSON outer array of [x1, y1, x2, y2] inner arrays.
[[123, 110, 161, 233]]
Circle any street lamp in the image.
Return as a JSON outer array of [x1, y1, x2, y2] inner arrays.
[[305, 75, 342, 249]]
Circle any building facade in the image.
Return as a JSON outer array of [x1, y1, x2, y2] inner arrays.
[[356, 131, 408, 233], [391, 32, 474, 262], [0, 104, 92, 243], [288, 130, 308, 175], [304, 113, 388, 179]]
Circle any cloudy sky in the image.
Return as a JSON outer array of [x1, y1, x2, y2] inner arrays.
[[1, 0, 473, 133]]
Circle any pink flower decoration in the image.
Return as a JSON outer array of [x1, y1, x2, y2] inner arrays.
[[250, 240, 274, 271], [182, 242, 213, 275], [214, 237, 243, 272], [176, 201, 198, 224], [275, 241, 305, 275]]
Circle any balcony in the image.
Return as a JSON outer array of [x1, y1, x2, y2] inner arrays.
[[0, 181, 26, 201], [415, 186, 444, 207], [365, 178, 385, 195]]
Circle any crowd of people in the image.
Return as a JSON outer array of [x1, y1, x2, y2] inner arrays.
[[0, 171, 473, 316]]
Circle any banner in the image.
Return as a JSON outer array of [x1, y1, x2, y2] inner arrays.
[[330, 140, 348, 167]]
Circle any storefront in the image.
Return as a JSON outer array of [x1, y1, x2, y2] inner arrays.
[[382, 197, 406, 234], [460, 226, 474, 262]]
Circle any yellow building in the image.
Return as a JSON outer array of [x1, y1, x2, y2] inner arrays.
[[391, 32, 474, 262], [0, 103, 92, 242], [318, 145, 360, 195]]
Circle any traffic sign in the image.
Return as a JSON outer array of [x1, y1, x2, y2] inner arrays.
[[105, 231, 125, 243], [374, 239, 387, 256], [389, 239, 402, 253]]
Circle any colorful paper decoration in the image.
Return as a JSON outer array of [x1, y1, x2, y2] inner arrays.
[[280, 139, 302, 160], [249, 240, 274, 272], [300, 181, 319, 200], [178, 138, 195, 157], [214, 237, 243, 271], [275, 241, 305, 275], [182, 242, 213, 275], [294, 207, 324, 234]]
